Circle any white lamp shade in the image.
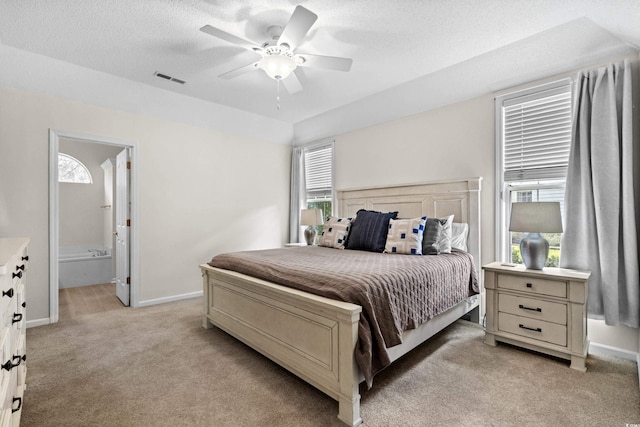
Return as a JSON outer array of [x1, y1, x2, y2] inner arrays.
[[509, 202, 563, 233], [300, 209, 324, 226]]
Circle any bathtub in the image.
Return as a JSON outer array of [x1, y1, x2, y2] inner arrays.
[[59, 245, 114, 289]]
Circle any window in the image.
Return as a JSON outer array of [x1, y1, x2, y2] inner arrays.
[[58, 153, 93, 184], [304, 142, 334, 232], [496, 80, 572, 267]]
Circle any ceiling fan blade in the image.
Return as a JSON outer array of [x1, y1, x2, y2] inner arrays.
[[218, 61, 260, 79], [278, 6, 317, 50], [297, 54, 353, 72], [200, 25, 259, 51], [282, 71, 303, 94]]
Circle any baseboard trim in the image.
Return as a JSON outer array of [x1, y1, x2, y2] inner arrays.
[[136, 291, 203, 308], [589, 341, 639, 362], [589, 341, 640, 390], [27, 318, 51, 329]]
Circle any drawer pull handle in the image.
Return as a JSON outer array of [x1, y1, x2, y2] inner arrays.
[[1, 357, 20, 371], [12, 313, 22, 324], [526, 283, 533, 288], [22, 255, 29, 261], [13, 354, 26, 363], [16, 264, 25, 271], [2, 289, 14, 298], [519, 324, 542, 333], [12, 271, 22, 279], [11, 397, 22, 413], [518, 304, 542, 313]]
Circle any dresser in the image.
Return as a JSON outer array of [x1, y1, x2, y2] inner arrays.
[[483, 262, 591, 371], [0, 238, 29, 426]]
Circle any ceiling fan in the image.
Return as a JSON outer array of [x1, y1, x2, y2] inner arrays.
[[200, 5, 353, 94]]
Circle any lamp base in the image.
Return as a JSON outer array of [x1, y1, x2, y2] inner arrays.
[[520, 232, 549, 270], [304, 226, 316, 245]]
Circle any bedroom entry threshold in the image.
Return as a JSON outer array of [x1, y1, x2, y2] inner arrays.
[[59, 283, 126, 320]]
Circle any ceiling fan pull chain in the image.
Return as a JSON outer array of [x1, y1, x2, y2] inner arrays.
[[276, 79, 281, 111]]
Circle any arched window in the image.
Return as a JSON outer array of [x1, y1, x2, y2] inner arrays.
[[58, 153, 93, 184]]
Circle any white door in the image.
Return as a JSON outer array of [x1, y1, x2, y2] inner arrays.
[[114, 148, 130, 306]]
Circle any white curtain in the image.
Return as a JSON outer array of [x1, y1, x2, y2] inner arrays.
[[560, 59, 639, 328], [289, 146, 306, 243]]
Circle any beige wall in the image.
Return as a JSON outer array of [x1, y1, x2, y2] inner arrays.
[[331, 54, 640, 354], [334, 94, 496, 267], [0, 86, 291, 322]]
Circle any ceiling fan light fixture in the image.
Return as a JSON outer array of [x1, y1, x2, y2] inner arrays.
[[258, 54, 297, 80]]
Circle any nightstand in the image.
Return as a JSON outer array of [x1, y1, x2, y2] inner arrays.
[[483, 262, 591, 371]]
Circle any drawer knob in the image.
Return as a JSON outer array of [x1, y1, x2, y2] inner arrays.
[[12, 271, 22, 279], [13, 354, 26, 363], [11, 397, 22, 413], [526, 283, 533, 288], [518, 304, 542, 313], [21, 255, 29, 261], [22, 302, 26, 308], [16, 264, 25, 271], [2, 288, 14, 298], [519, 324, 542, 333], [11, 313, 22, 324]]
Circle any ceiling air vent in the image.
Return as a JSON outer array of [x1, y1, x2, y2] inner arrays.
[[153, 71, 186, 85]]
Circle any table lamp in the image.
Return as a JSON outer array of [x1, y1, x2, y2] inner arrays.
[[300, 209, 324, 245], [509, 202, 562, 270]]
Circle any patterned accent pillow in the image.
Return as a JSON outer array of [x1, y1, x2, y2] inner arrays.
[[318, 217, 353, 249], [384, 216, 427, 255], [422, 215, 454, 255], [345, 209, 398, 253]]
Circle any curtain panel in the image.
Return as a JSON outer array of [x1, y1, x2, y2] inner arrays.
[[289, 146, 306, 243], [560, 59, 639, 328]]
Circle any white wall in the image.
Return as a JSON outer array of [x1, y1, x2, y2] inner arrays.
[[58, 139, 122, 247], [0, 86, 291, 322]]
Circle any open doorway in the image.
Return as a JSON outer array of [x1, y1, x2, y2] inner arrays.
[[49, 130, 139, 323]]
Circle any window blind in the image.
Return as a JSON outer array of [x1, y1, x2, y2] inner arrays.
[[503, 86, 572, 182], [304, 144, 332, 199]]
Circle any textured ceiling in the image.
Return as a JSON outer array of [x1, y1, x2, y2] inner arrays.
[[1, 0, 639, 128]]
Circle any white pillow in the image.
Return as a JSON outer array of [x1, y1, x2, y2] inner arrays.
[[384, 216, 427, 255], [318, 217, 352, 249], [439, 215, 455, 254], [451, 222, 469, 252]]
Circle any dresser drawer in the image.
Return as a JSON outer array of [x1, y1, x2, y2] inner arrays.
[[498, 274, 566, 298], [498, 294, 567, 325], [498, 312, 567, 347]]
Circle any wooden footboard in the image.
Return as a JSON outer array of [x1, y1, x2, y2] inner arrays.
[[201, 264, 364, 426]]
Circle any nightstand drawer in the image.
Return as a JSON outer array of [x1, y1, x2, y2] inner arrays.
[[498, 294, 566, 325], [498, 274, 566, 298], [498, 312, 567, 347]]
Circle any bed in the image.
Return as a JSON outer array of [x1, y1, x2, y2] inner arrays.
[[200, 177, 483, 426]]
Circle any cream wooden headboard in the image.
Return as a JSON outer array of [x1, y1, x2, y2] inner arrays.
[[337, 177, 482, 276]]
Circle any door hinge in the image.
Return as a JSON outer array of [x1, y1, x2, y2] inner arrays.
[[126, 277, 130, 285], [127, 219, 131, 227], [126, 161, 131, 169]]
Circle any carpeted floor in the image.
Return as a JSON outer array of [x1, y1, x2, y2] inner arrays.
[[23, 297, 640, 426]]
